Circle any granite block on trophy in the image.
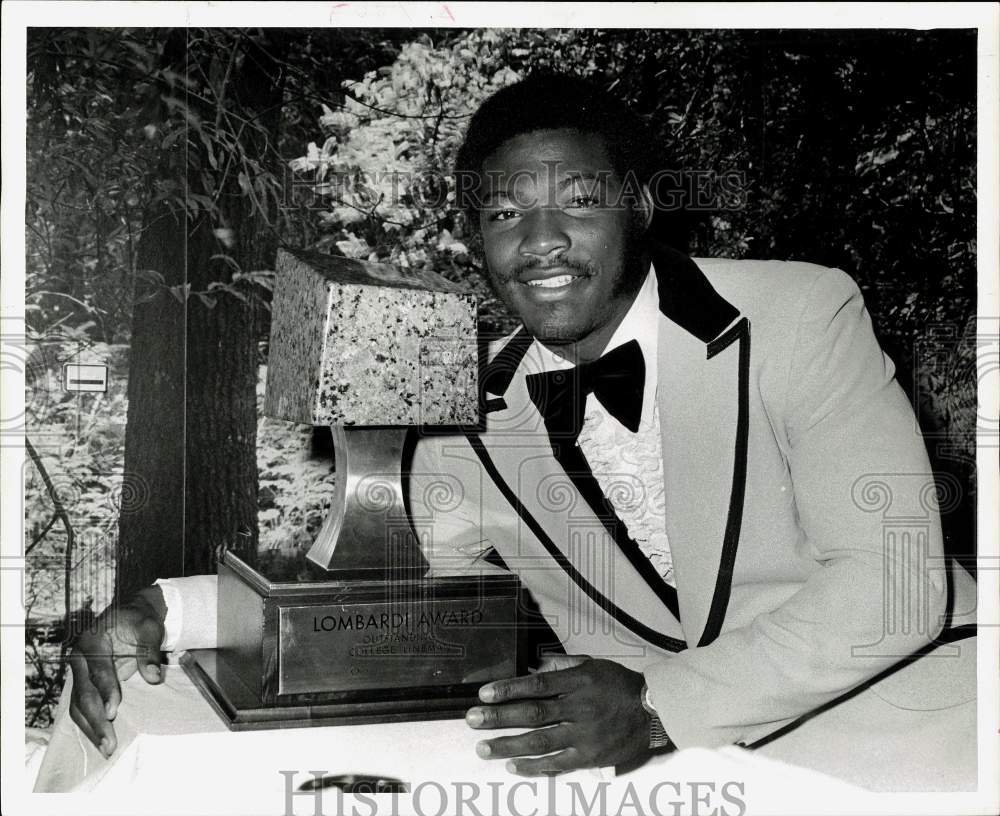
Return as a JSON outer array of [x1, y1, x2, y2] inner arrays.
[[264, 248, 478, 426]]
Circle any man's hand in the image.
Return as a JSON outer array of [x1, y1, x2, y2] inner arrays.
[[465, 656, 650, 776], [68, 585, 167, 757]]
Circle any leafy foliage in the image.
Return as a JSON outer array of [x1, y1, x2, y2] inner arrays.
[[24, 351, 333, 725], [26, 30, 160, 343], [24, 339, 128, 726], [255, 367, 337, 556]]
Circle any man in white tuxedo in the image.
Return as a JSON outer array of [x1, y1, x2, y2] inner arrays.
[[68, 74, 978, 789]]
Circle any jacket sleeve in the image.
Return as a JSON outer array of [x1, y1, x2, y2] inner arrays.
[[408, 432, 512, 578], [644, 267, 948, 748]]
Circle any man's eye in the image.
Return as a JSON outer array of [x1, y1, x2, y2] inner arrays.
[[488, 208, 520, 222], [566, 196, 599, 209]]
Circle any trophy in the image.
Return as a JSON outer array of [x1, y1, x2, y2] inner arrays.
[[180, 248, 523, 729]]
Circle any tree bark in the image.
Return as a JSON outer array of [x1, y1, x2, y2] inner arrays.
[[116, 199, 187, 599], [179, 218, 261, 577], [117, 30, 286, 598]]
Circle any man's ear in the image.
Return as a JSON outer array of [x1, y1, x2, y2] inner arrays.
[[638, 184, 654, 231]]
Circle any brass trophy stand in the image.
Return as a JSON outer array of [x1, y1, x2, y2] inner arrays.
[[180, 249, 523, 729]]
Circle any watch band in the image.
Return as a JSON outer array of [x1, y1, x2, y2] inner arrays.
[[640, 683, 673, 750]]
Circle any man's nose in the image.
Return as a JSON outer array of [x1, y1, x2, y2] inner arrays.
[[518, 207, 570, 258]]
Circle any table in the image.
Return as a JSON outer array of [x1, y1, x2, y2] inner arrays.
[[29, 654, 877, 815]]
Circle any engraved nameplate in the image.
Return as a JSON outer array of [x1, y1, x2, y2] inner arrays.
[[277, 595, 517, 697]]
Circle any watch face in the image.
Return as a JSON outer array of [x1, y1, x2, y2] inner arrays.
[[641, 684, 671, 749], [642, 683, 657, 714]]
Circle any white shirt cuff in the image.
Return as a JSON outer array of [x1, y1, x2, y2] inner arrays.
[[154, 574, 219, 652]]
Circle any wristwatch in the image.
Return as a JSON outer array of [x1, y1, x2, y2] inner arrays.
[[640, 683, 673, 750]]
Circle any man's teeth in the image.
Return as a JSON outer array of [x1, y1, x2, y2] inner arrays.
[[527, 275, 575, 288]]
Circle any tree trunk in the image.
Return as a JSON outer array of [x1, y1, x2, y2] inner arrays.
[[179, 219, 261, 577], [116, 199, 187, 598], [117, 31, 286, 599]]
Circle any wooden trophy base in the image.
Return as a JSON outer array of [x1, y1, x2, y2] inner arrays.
[[180, 551, 523, 730], [179, 649, 484, 730]]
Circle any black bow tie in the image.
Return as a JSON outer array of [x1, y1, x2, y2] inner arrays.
[[525, 339, 645, 447]]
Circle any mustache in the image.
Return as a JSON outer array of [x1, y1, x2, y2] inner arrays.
[[513, 256, 594, 278]]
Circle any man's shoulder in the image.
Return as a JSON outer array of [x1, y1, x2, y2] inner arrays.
[[689, 257, 863, 322], [690, 256, 856, 293]]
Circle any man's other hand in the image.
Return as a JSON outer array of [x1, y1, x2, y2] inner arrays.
[[68, 585, 167, 757], [465, 656, 650, 776]]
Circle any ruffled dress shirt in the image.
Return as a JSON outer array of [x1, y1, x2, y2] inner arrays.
[[525, 267, 674, 587]]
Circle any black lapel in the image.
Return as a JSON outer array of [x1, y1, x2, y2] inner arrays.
[[651, 243, 750, 647], [698, 316, 751, 647], [650, 241, 740, 344], [465, 433, 687, 654]]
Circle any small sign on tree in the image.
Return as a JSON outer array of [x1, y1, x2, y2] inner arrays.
[[62, 363, 108, 393]]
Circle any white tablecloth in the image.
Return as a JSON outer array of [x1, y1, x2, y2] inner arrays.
[[30, 655, 874, 815]]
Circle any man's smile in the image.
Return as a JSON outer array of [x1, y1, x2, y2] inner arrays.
[[518, 264, 590, 295], [518, 275, 588, 302], [523, 273, 584, 289], [527, 275, 576, 288]]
